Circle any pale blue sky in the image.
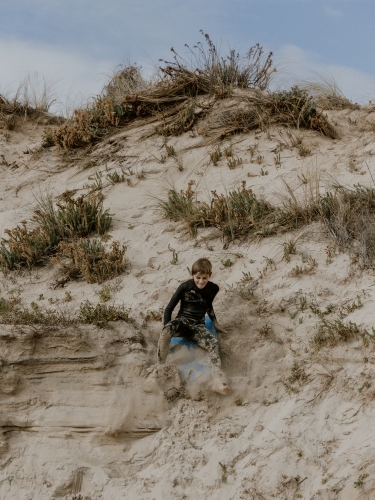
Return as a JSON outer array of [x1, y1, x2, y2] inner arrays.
[[1, 0, 374, 113]]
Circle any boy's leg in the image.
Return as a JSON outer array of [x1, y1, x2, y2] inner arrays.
[[157, 325, 173, 364], [191, 324, 221, 369], [157, 318, 189, 364], [191, 324, 231, 394]]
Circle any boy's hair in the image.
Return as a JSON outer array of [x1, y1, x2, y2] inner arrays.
[[191, 258, 212, 276]]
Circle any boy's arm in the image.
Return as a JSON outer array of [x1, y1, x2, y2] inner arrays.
[[206, 285, 226, 332], [163, 282, 186, 325]]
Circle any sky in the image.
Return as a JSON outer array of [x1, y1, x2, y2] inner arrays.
[[1, 0, 374, 114]]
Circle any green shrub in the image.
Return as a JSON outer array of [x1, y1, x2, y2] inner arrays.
[[313, 319, 362, 348], [0, 192, 112, 270], [78, 300, 130, 328], [0, 296, 76, 326], [58, 239, 128, 284]]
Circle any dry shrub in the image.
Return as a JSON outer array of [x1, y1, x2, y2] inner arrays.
[[0, 295, 76, 327], [161, 180, 375, 255], [78, 300, 131, 328], [313, 319, 363, 348], [299, 76, 359, 110], [58, 239, 128, 284], [0, 192, 112, 270], [161, 180, 320, 242], [51, 34, 275, 149], [204, 86, 338, 143], [53, 97, 122, 149], [103, 64, 148, 104]]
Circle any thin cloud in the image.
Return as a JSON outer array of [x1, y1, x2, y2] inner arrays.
[[274, 44, 375, 103], [324, 5, 343, 17], [0, 37, 114, 114]]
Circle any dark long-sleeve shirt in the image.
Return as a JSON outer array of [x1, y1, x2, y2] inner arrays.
[[163, 279, 219, 325]]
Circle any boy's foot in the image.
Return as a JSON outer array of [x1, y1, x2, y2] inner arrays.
[[153, 364, 182, 399], [211, 370, 231, 395]]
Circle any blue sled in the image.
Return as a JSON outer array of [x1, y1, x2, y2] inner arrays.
[[169, 316, 217, 383]]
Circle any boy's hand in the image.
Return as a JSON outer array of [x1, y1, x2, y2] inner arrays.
[[214, 322, 227, 334]]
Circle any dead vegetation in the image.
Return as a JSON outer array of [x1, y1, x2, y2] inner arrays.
[[201, 86, 338, 145], [0, 192, 112, 270], [56, 239, 128, 284], [313, 319, 372, 348], [1, 74, 61, 131], [161, 180, 375, 266], [49, 33, 277, 149]]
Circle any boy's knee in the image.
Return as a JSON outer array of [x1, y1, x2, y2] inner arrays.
[[161, 325, 173, 338], [205, 334, 219, 351]]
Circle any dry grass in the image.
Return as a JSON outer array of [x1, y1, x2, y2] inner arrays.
[[78, 300, 131, 328], [1, 74, 57, 130], [0, 192, 112, 270], [50, 34, 275, 149], [202, 86, 338, 144], [299, 75, 359, 110], [161, 179, 375, 257], [57, 239, 128, 284]]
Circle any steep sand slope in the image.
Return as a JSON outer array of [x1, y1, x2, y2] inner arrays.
[[0, 103, 375, 499]]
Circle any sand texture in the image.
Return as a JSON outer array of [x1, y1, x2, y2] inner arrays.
[[0, 100, 375, 499]]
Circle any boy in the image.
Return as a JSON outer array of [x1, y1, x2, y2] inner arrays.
[[157, 258, 231, 395]]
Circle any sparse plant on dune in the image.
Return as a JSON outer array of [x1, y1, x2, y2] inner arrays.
[[161, 178, 375, 256], [50, 33, 275, 149], [57, 239, 128, 284], [0, 192, 112, 270], [78, 300, 131, 328], [202, 86, 338, 145], [313, 319, 365, 348]]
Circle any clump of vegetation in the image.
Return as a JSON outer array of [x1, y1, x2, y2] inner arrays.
[[49, 33, 275, 149], [161, 180, 375, 265], [0, 295, 76, 327], [161, 181, 296, 241], [313, 319, 366, 348], [288, 362, 308, 384], [289, 257, 317, 277], [78, 300, 131, 328], [106, 167, 130, 185], [57, 239, 128, 284], [320, 184, 375, 267], [209, 146, 222, 165], [0, 192, 112, 270], [203, 86, 338, 144]]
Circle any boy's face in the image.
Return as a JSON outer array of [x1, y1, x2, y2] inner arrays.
[[192, 272, 210, 289]]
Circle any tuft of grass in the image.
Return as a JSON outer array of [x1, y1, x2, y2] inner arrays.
[[209, 146, 222, 165], [288, 362, 308, 384], [78, 300, 131, 328], [282, 237, 297, 262], [0, 295, 76, 327], [203, 86, 338, 144], [0, 192, 112, 270], [106, 167, 130, 185], [50, 34, 275, 149], [57, 239, 128, 284], [227, 156, 243, 169], [313, 319, 363, 348], [289, 257, 317, 277], [161, 178, 375, 261]]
